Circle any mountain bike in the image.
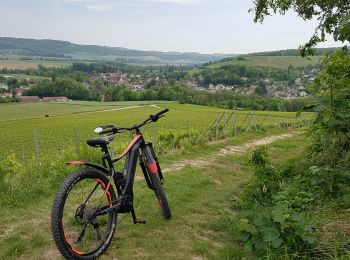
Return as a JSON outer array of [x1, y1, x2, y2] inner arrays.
[[51, 108, 171, 259]]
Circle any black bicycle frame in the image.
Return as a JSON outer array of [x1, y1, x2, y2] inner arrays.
[[66, 133, 163, 223]]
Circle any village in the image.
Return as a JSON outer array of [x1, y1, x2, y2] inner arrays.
[[0, 66, 317, 102]]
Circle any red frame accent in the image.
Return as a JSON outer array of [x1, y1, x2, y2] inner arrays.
[[65, 161, 87, 165], [113, 134, 142, 161], [146, 160, 158, 174]]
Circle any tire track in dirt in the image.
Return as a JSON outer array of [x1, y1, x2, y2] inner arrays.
[[162, 132, 297, 173]]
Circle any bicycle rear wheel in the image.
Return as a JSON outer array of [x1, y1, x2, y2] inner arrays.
[[51, 168, 117, 259]]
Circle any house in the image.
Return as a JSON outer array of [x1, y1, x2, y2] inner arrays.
[[185, 80, 198, 88], [14, 88, 24, 97], [263, 79, 271, 84], [299, 91, 308, 97], [106, 74, 121, 84], [130, 84, 144, 90], [0, 92, 12, 98], [0, 83, 8, 90], [43, 96, 69, 102], [295, 78, 302, 86], [274, 91, 294, 99], [208, 84, 215, 91], [20, 85, 31, 90], [215, 84, 225, 91], [82, 82, 92, 90], [309, 77, 316, 81], [247, 85, 257, 95], [19, 96, 40, 103]]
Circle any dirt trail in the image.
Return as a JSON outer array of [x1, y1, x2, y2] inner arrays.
[[80, 104, 161, 114], [162, 132, 296, 173], [95, 104, 161, 113]]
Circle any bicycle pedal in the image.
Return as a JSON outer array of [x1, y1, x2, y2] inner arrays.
[[135, 219, 146, 224]]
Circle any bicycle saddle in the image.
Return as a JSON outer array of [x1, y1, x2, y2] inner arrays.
[[87, 136, 113, 147]]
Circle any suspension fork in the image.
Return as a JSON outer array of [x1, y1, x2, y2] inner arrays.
[[140, 142, 165, 186], [146, 142, 164, 183]]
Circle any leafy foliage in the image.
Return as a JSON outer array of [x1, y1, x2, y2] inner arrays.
[[24, 77, 89, 100], [234, 149, 318, 255], [310, 51, 350, 145], [251, 0, 350, 56]]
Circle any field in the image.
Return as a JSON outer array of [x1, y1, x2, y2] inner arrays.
[[0, 59, 72, 69], [1, 101, 335, 259], [0, 126, 311, 259], [210, 55, 322, 69], [2, 74, 51, 81], [189, 55, 323, 75], [0, 101, 172, 122], [0, 101, 310, 162]]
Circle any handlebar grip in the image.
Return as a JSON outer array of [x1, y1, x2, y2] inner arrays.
[[99, 129, 112, 135], [154, 108, 169, 118], [99, 127, 118, 135]]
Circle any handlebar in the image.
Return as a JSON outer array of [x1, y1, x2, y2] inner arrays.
[[95, 108, 169, 135], [151, 108, 169, 121]]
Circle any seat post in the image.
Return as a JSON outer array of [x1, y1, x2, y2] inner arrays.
[[100, 145, 111, 168]]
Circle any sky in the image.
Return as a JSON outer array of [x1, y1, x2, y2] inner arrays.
[[0, 0, 343, 54]]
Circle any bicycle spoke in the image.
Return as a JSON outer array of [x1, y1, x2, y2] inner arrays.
[[61, 177, 114, 254], [75, 223, 88, 243]]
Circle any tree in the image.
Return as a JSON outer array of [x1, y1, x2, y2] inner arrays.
[[251, 0, 350, 56], [7, 78, 20, 89], [25, 77, 89, 100], [308, 50, 350, 151]]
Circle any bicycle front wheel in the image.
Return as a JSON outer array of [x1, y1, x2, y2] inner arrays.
[[51, 168, 117, 259], [149, 172, 171, 219]]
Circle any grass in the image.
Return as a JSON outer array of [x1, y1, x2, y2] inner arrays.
[[165, 103, 302, 116], [0, 101, 172, 122], [0, 59, 71, 69], [2, 74, 51, 81], [0, 129, 305, 259], [210, 56, 322, 69], [0, 102, 309, 160], [189, 55, 323, 75]]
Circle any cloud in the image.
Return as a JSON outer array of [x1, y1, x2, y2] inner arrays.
[[64, 0, 93, 2], [64, 0, 201, 12], [142, 0, 201, 4], [85, 4, 112, 11]]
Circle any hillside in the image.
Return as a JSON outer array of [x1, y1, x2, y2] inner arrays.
[[0, 37, 232, 65], [206, 55, 322, 69], [191, 48, 339, 71]]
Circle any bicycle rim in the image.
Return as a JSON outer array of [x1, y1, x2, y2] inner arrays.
[[61, 177, 115, 255]]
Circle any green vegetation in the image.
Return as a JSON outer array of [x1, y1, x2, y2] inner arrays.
[[0, 101, 170, 122], [197, 63, 301, 86], [2, 74, 51, 81], [0, 124, 304, 259], [0, 37, 228, 65], [0, 59, 71, 69], [22, 78, 310, 111], [25, 77, 89, 100], [206, 55, 322, 70], [0, 102, 310, 160], [247, 48, 338, 57], [225, 0, 350, 256], [252, 0, 350, 56]]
